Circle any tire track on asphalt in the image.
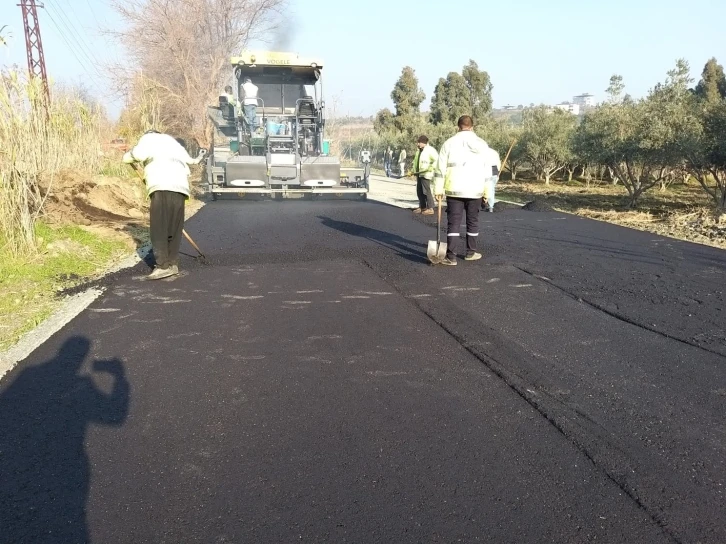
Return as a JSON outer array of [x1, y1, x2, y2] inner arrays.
[[359, 257, 682, 544], [514, 265, 726, 360]]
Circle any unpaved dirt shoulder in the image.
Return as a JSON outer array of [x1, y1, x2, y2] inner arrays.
[[0, 197, 206, 381]]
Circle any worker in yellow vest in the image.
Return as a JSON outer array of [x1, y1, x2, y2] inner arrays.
[[408, 135, 439, 215]]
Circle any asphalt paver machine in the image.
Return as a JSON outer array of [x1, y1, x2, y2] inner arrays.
[[206, 51, 368, 200]]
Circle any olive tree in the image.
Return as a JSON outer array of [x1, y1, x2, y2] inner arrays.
[[521, 106, 576, 185], [575, 64, 695, 207], [681, 102, 726, 209]]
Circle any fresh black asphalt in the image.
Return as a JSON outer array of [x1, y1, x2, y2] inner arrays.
[[1, 195, 725, 543]]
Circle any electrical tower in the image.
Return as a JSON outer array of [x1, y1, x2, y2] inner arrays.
[[19, 0, 50, 104]]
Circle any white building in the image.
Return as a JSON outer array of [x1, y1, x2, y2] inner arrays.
[[554, 102, 580, 115], [573, 93, 596, 108]]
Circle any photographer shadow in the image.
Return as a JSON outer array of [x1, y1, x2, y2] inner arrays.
[[0, 336, 130, 544]]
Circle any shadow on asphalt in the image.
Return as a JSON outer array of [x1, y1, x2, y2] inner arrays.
[[0, 336, 130, 543], [318, 215, 429, 264]]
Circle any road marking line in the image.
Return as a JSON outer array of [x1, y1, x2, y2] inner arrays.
[[222, 295, 265, 300]]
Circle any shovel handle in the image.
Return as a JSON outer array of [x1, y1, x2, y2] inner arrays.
[[437, 195, 443, 245]]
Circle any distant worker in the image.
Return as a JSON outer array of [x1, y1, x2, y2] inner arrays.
[[241, 77, 259, 128], [123, 130, 207, 280], [398, 148, 407, 178], [384, 146, 393, 177], [360, 148, 372, 183], [433, 115, 497, 265], [223, 85, 237, 108], [483, 146, 502, 212], [408, 135, 438, 216]]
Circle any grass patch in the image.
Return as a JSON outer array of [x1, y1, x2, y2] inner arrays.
[[0, 222, 130, 351], [99, 159, 136, 178]]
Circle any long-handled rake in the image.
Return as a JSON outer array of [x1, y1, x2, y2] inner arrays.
[[128, 162, 207, 263]]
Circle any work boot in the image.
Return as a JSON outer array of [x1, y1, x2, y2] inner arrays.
[[421, 208, 434, 215], [439, 257, 457, 266], [412, 208, 423, 214], [465, 252, 482, 261], [147, 266, 176, 280]]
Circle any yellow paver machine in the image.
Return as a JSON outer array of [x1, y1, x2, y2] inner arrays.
[[206, 50, 368, 200]]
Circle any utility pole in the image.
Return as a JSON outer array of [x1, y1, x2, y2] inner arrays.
[[19, 0, 50, 106]]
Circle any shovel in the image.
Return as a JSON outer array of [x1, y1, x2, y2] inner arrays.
[[427, 195, 447, 264]]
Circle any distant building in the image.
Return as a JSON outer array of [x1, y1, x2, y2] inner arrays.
[[554, 102, 580, 115], [502, 104, 518, 110], [573, 93, 596, 108]]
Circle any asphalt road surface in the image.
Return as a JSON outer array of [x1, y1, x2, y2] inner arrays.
[[1, 196, 725, 543]]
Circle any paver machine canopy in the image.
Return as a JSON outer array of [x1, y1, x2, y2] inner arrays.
[[206, 50, 368, 200]]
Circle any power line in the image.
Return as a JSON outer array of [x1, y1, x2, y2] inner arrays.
[[51, 0, 103, 65], [41, 5, 106, 89], [45, 0, 104, 73], [84, 0, 103, 28]]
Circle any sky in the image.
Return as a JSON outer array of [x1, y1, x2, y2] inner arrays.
[[1, 0, 725, 120]]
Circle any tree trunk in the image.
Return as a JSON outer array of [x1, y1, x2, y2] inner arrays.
[[608, 166, 619, 185], [544, 172, 551, 185], [567, 168, 574, 182]]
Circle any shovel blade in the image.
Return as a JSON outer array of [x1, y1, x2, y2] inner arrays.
[[437, 242, 448, 261], [427, 240, 448, 264]]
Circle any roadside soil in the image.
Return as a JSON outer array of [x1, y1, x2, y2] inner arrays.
[[0, 167, 206, 352]]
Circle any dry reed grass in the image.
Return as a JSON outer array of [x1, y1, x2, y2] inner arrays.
[[0, 70, 104, 256]]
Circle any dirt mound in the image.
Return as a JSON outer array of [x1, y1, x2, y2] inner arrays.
[[490, 201, 521, 212], [42, 170, 148, 226], [522, 198, 555, 212]]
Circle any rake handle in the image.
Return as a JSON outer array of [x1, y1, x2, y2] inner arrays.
[[500, 138, 517, 175], [182, 229, 204, 258]]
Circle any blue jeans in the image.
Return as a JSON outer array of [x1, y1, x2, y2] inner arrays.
[[244, 104, 257, 128]]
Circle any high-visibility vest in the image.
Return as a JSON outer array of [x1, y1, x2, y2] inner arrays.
[[413, 145, 439, 180]]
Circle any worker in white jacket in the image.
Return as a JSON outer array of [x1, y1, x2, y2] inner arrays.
[[241, 77, 259, 128], [123, 131, 206, 280], [483, 145, 502, 212], [408, 135, 438, 215], [433, 115, 495, 265]]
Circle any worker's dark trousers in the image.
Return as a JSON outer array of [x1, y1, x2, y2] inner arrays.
[[446, 197, 480, 259], [150, 190, 186, 269], [416, 176, 434, 209]]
